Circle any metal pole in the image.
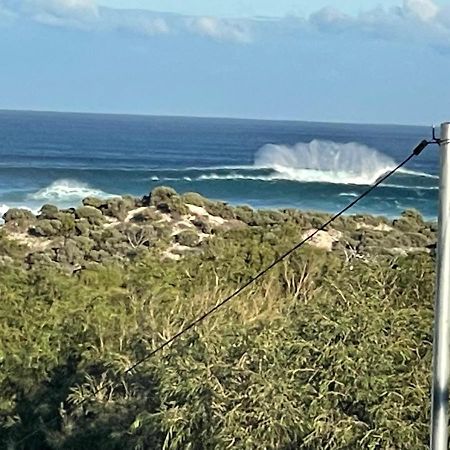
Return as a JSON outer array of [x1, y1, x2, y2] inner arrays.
[[431, 122, 450, 450]]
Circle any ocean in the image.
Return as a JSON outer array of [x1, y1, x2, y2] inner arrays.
[[0, 110, 440, 220]]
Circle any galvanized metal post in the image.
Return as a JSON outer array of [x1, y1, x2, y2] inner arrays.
[[431, 122, 450, 450]]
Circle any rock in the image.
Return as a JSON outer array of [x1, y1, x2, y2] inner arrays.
[[302, 228, 342, 252], [3, 208, 35, 229], [75, 206, 104, 226], [82, 197, 105, 209], [38, 204, 60, 220]]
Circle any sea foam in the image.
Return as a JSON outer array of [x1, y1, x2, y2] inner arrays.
[[28, 179, 114, 203], [254, 140, 398, 185], [0, 204, 10, 217]]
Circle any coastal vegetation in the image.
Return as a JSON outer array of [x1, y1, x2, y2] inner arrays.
[[0, 187, 436, 449]]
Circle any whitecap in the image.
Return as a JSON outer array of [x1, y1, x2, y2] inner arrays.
[[382, 184, 439, 191], [253, 140, 437, 186], [399, 168, 439, 179], [27, 179, 115, 203], [0, 204, 10, 218]]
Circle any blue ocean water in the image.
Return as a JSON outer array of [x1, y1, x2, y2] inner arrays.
[[0, 110, 440, 219]]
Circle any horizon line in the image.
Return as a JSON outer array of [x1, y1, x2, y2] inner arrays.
[[0, 108, 431, 129]]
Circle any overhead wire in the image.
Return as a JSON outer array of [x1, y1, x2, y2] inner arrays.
[[15, 139, 432, 445]]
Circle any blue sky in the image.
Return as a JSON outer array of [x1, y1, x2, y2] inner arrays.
[[1, 0, 450, 125]]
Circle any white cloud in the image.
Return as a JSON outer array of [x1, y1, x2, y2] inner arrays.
[[19, 0, 97, 20], [186, 16, 251, 43], [101, 9, 170, 36], [2, 0, 450, 48], [403, 0, 439, 22], [1, 0, 98, 28], [310, 7, 352, 31], [1, 0, 172, 35], [308, 0, 450, 47]]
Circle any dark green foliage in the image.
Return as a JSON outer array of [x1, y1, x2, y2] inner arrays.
[[39, 204, 61, 220], [203, 201, 235, 219], [0, 230, 27, 260], [0, 239, 435, 449], [0, 192, 439, 449], [233, 205, 255, 224], [75, 206, 104, 226], [150, 187, 189, 218], [30, 219, 62, 237], [150, 186, 178, 206], [181, 192, 207, 207], [75, 219, 90, 236], [82, 197, 105, 209], [101, 196, 136, 221], [393, 209, 426, 233], [2, 208, 35, 230], [3, 208, 35, 223], [130, 207, 161, 223], [192, 217, 212, 234], [175, 230, 200, 247]]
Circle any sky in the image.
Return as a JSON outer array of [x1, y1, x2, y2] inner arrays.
[[1, 0, 450, 125]]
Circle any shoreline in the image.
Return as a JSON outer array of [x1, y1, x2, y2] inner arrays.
[[0, 186, 437, 272]]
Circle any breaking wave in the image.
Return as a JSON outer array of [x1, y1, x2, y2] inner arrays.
[[0, 204, 10, 217], [254, 140, 398, 185], [27, 179, 114, 203], [141, 141, 437, 187]]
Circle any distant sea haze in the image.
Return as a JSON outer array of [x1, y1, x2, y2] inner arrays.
[[0, 110, 439, 220]]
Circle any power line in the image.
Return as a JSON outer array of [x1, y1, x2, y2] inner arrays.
[[15, 139, 431, 446]]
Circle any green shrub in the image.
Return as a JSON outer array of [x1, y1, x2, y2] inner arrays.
[[75, 206, 104, 226], [2, 208, 35, 230], [82, 197, 105, 209], [204, 201, 235, 220], [192, 217, 212, 234], [149, 187, 189, 218], [38, 204, 61, 220], [175, 230, 200, 247], [75, 219, 90, 236], [181, 192, 207, 207], [0, 194, 438, 450], [130, 207, 161, 223], [150, 186, 178, 206], [101, 196, 136, 221], [30, 219, 62, 237]]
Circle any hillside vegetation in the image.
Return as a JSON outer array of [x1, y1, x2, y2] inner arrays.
[[0, 187, 437, 449]]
